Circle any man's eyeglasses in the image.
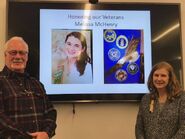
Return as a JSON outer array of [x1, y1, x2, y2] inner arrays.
[[6, 50, 28, 56]]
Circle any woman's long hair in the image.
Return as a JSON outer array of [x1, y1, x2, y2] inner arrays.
[[147, 61, 182, 101], [65, 32, 91, 76]]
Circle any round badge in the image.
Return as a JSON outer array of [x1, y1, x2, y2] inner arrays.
[[115, 69, 127, 82], [104, 30, 117, 42], [127, 63, 139, 75], [108, 48, 121, 61], [116, 35, 128, 49]]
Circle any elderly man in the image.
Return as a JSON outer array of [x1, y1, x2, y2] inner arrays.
[[0, 36, 57, 139]]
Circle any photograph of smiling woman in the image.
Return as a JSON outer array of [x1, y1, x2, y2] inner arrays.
[[52, 30, 93, 84]]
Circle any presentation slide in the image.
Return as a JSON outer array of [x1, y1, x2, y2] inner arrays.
[[40, 9, 152, 94]]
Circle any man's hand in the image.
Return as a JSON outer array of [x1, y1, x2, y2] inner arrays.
[[29, 132, 49, 139]]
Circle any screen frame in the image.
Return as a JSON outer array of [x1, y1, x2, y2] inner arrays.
[[7, 0, 183, 103]]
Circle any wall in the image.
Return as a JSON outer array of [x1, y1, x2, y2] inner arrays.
[[0, 0, 185, 139]]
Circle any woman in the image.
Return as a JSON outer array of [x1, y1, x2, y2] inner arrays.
[[135, 61, 185, 139], [53, 31, 92, 84]]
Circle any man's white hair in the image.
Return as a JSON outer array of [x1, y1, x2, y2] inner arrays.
[[4, 36, 29, 51]]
